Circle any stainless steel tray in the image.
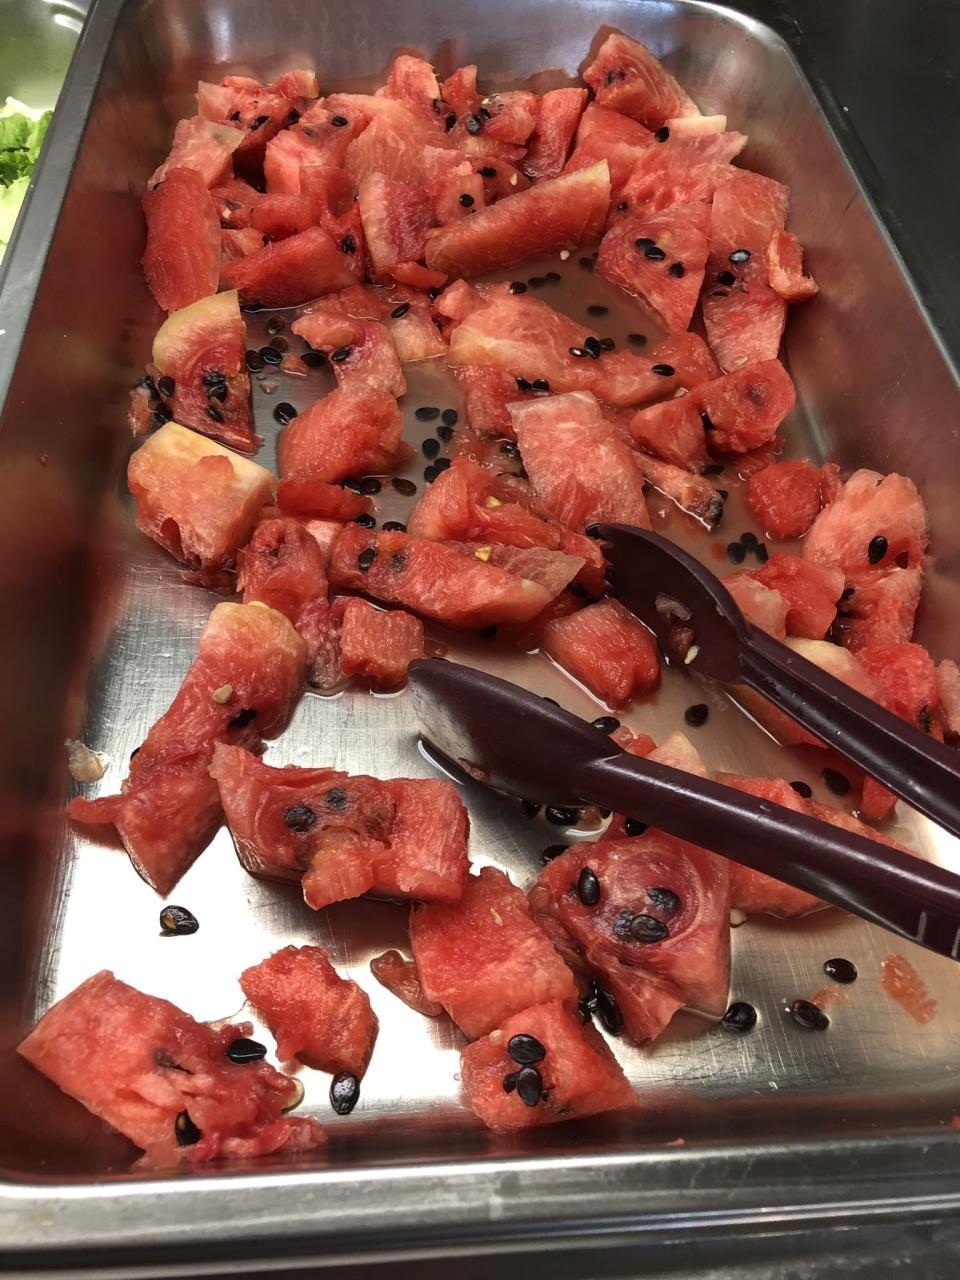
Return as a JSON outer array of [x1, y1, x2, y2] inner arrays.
[[4, 0, 960, 1270]]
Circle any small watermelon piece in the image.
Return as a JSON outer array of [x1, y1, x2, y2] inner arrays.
[[858, 643, 940, 728], [802, 469, 929, 578], [17, 971, 323, 1167], [616, 131, 748, 215], [597, 202, 710, 332], [127, 422, 275, 568], [745, 458, 823, 539], [328, 523, 566, 629], [337, 597, 425, 688], [221, 226, 355, 307], [410, 866, 577, 1038], [212, 177, 262, 227], [454, 364, 530, 436], [277, 384, 404, 484], [237, 516, 328, 621], [292, 304, 406, 397], [69, 603, 305, 893], [583, 32, 701, 128], [239, 945, 378, 1077], [299, 167, 365, 273], [250, 192, 315, 240], [522, 87, 587, 179], [370, 950, 442, 1016], [634, 452, 725, 526], [716, 774, 825, 917], [148, 116, 242, 189], [382, 53, 441, 111], [625, 394, 709, 471], [702, 168, 790, 370], [344, 106, 459, 191], [859, 775, 898, 823], [142, 168, 221, 313], [424, 161, 610, 278], [358, 173, 436, 281], [651, 330, 722, 386], [724, 573, 788, 639], [766, 229, 819, 302], [529, 831, 731, 1042], [264, 117, 367, 192], [752, 553, 844, 639], [441, 65, 480, 116], [835, 569, 924, 652], [696, 359, 796, 454], [564, 103, 654, 191], [480, 90, 540, 145], [510, 391, 651, 532], [151, 290, 256, 452], [210, 743, 469, 906], [460, 999, 635, 1132], [542, 597, 660, 706], [276, 478, 372, 521]]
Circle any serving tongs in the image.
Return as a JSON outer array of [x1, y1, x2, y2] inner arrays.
[[407, 658, 960, 962]]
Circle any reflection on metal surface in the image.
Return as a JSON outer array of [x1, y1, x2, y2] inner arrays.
[[3, 0, 960, 1264]]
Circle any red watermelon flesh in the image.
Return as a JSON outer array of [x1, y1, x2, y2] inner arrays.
[[327, 523, 565, 629], [220, 228, 264, 279], [358, 173, 436, 280], [650, 330, 722, 387], [597, 203, 710, 332], [264, 117, 366, 193], [315, 281, 445, 362], [277, 479, 372, 521], [542, 597, 660, 706], [410, 866, 577, 1038], [448, 544, 585, 599], [142, 168, 221, 313], [616, 131, 748, 215], [857, 643, 940, 728], [583, 32, 701, 128], [441, 65, 480, 116], [564, 104, 654, 193], [212, 177, 261, 228], [834, 568, 924, 653], [752, 553, 844, 639], [277, 384, 405, 484], [433, 165, 487, 224], [724, 573, 788, 639], [299, 168, 365, 272], [292, 304, 405, 397], [453, 364, 529, 436], [766, 229, 819, 302], [369, 950, 442, 1017], [425, 161, 610, 278], [221, 225, 356, 307], [937, 660, 960, 737], [382, 54, 441, 112], [696, 359, 796, 454], [337, 597, 425, 688], [633, 452, 725, 526], [289, 598, 344, 691], [150, 290, 256, 453], [197, 79, 300, 182], [237, 516, 328, 622], [803, 470, 929, 579], [148, 116, 241, 190], [625, 394, 709, 471], [127, 422, 275, 569], [716, 774, 825, 917], [460, 999, 635, 1132], [523, 87, 587, 179], [250, 192, 316, 240], [530, 831, 731, 1039], [510, 391, 651, 532], [239, 945, 378, 1077], [745, 458, 823, 539], [17, 971, 323, 1168], [69, 603, 305, 893], [344, 107, 457, 190]]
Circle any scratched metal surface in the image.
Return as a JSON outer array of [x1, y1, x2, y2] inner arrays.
[[3, 0, 960, 1263]]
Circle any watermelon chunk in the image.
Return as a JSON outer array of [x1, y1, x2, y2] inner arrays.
[[766, 229, 819, 302], [625, 394, 709, 471], [522, 88, 587, 179], [127, 422, 275, 568], [221, 226, 355, 307], [210, 743, 470, 907], [752, 553, 844, 639], [328, 523, 570, 628], [410, 866, 577, 1038], [240, 945, 378, 1077], [382, 53, 442, 111], [858, 643, 940, 728], [583, 32, 701, 128], [460, 999, 635, 1132], [369, 950, 442, 1016], [454, 364, 530, 436], [542, 597, 660, 706], [307, 282, 445, 363], [564, 103, 654, 192], [148, 117, 241, 190], [220, 227, 264, 278], [835, 569, 924, 652], [596, 202, 710, 332], [337, 597, 425, 687], [142, 168, 221, 313], [696, 359, 796, 454], [425, 161, 610, 278], [803, 469, 929, 579], [441, 65, 480, 116], [250, 192, 315, 240], [529, 831, 731, 1042], [615, 131, 748, 216], [69, 603, 305, 893], [276, 479, 371, 521], [634, 453, 725, 526], [479, 90, 539, 145], [264, 117, 367, 192], [745, 459, 824, 539], [237, 516, 328, 621], [358, 173, 436, 282], [702, 168, 790, 370], [277, 384, 404, 484], [151, 291, 256, 453], [509, 391, 651, 532], [17, 972, 323, 1167], [724, 573, 788, 639], [292, 304, 405, 397]]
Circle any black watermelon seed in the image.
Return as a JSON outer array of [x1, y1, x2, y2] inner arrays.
[[541, 844, 568, 864], [421, 437, 440, 458], [228, 707, 256, 729], [157, 375, 175, 398], [152, 404, 172, 426], [354, 513, 376, 528], [528, 275, 548, 288], [868, 534, 888, 564], [382, 520, 407, 532], [521, 799, 541, 818], [624, 818, 647, 837], [596, 987, 623, 1034], [790, 780, 813, 798], [579, 256, 594, 270], [229, 111, 241, 122], [331, 115, 348, 127], [644, 245, 667, 261], [591, 715, 620, 733], [423, 464, 439, 483], [841, 585, 855, 600], [256, 346, 280, 366], [822, 768, 850, 796], [284, 805, 317, 832], [509, 281, 528, 294], [516, 1064, 543, 1107], [445, 112, 456, 131], [465, 114, 483, 136], [587, 304, 609, 317], [273, 401, 298, 425], [788, 999, 830, 1031], [755, 543, 769, 563], [341, 234, 356, 254], [459, 192, 475, 207], [599, 337, 616, 351], [546, 806, 579, 826], [434, 457, 451, 472], [647, 886, 681, 916], [729, 248, 751, 263], [142, 373, 158, 396], [617, 200, 629, 211], [479, 623, 498, 641], [325, 788, 348, 810], [577, 866, 600, 907], [612, 908, 637, 942], [301, 349, 325, 368], [392, 476, 417, 496], [668, 262, 685, 278], [390, 302, 411, 318], [516, 376, 532, 392], [655, 125, 671, 142], [684, 703, 709, 727], [266, 315, 286, 334], [359, 476, 381, 495], [584, 336, 602, 358], [627, 332, 648, 347], [205, 403, 224, 423], [437, 424, 455, 440], [341, 476, 363, 493], [740, 531, 758, 550], [716, 270, 736, 286], [578, 999, 593, 1024], [330, 1072, 360, 1114], [651, 363, 675, 376], [507, 1034, 546, 1065], [502, 1071, 518, 1093], [357, 548, 376, 572], [207, 381, 228, 403], [331, 346, 352, 363], [478, 165, 497, 177], [727, 541, 747, 564], [824, 957, 858, 984], [202, 369, 226, 387], [174, 1109, 202, 1146], [160, 905, 199, 936], [722, 1001, 757, 1032], [531, 377, 550, 392], [630, 913, 669, 943], [500, 439, 520, 457], [441, 408, 459, 425], [226, 1037, 267, 1064], [416, 405, 440, 422], [634, 237, 655, 248]]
